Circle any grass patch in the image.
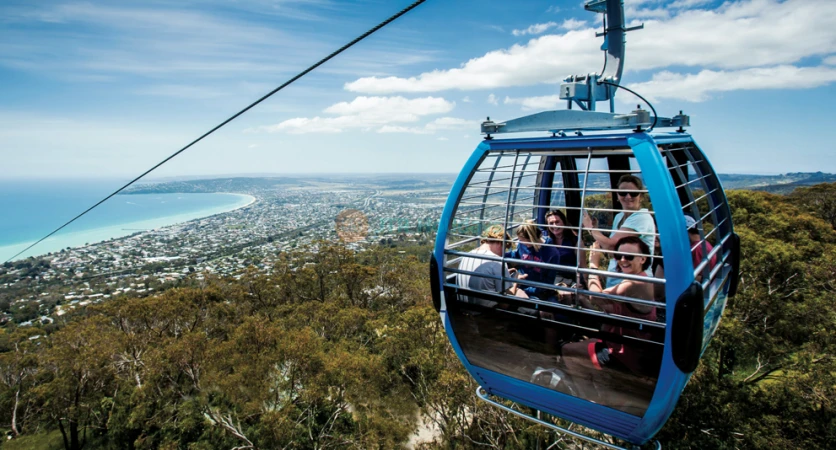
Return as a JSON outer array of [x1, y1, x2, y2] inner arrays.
[[2, 430, 65, 450]]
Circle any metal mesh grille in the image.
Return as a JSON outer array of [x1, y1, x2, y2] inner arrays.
[[444, 146, 665, 329], [659, 142, 735, 345]]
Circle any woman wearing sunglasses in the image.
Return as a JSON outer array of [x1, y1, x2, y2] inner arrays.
[[584, 237, 654, 304], [558, 236, 657, 408], [582, 174, 656, 288]]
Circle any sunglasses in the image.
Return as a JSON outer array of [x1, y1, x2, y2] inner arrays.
[[617, 191, 640, 198], [613, 253, 637, 261]]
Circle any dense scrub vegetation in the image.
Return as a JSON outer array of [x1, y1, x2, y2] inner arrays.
[[657, 186, 836, 449], [1, 184, 835, 449]]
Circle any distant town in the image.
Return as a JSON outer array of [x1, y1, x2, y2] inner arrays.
[[0, 175, 455, 327]]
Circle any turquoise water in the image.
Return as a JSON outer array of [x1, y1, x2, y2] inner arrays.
[[0, 180, 254, 261]]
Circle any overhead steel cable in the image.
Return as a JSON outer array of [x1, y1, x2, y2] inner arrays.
[[5, 0, 428, 263]]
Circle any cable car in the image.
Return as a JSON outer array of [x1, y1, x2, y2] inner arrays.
[[430, 0, 740, 446]]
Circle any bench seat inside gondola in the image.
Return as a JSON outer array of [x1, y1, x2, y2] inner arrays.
[[447, 285, 664, 416]]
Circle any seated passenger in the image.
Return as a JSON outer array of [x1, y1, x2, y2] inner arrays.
[[558, 236, 658, 406], [652, 215, 718, 297], [457, 225, 529, 306], [505, 220, 560, 299], [582, 174, 656, 288], [582, 236, 655, 322], [685, 215, 717, 281], [543, 209, 583, 283]]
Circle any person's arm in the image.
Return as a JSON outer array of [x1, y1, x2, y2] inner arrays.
[[583, 212, 635, 250], [504, 267, 529, 298], [508, 282, 530, 298], [574, 234, 588, 270], [586, 244, 603, 290], [514, 277, 537, 297], [653, 264, 665, 301], [580, 243, 611, 310], [597, 227, 640, 250]]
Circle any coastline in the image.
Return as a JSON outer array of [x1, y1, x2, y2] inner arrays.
[[0, 193, 256, 262]]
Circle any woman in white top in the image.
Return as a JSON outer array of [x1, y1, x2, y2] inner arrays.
[[582, 174, 656, 288]]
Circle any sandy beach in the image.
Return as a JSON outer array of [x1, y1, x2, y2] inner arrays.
[[0, 193, 255, 261]]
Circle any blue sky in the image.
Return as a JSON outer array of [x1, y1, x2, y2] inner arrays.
[[1, 0, 835, 179]]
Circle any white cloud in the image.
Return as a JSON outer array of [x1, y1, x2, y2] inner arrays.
[[0, 3, 304, 77], [825, 55, 836, 66], [512, 22, 559, 36], [462, 96, 471, 102], [546, 6, 561, 14], [626, 0, 836, 71], [426, 117, 479, 130], [625, 7, 670, 20], [323, 96, 454, 121], [344, 0, 836, 95], [437, 137, 449, 141], [628, 66, 836, 102], [377, 117, 478, 134], [377, 125, 432, 134], [259, 116, 351, 134], [487, 94, 499, 105], [504, 94, 562, 111], [255, 96, 464, 134], [560, 19, 588, 30], [619, 1, 670, 20], [344, 31, 600, 94], [669, 0, 711, 9], [624, 0, 665, 5]]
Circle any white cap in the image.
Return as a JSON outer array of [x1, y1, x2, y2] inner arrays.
[[684, 215, 697, 230]]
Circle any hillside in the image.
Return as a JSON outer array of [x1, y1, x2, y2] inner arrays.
[[122, 172, 836, 197], [123, 177, 306, 194], [123, 174, 458, 195], [719, 171, 836, 193]]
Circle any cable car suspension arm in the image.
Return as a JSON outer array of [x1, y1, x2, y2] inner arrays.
[[481, 0, 690, 137]]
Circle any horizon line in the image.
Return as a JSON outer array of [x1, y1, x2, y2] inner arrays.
[[2, 171, 835, 184]]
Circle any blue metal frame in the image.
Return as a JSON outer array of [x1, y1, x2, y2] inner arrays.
[[432, 131, 734, 444], [654, 136, 736, 355]]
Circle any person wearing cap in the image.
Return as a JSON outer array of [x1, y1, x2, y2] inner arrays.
[[457, 225, 529, 306], [652, 215, 718, 297], [685, 215, 717, 281]]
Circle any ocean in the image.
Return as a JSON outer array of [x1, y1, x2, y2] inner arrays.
[[0, 179, 254, 262]]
